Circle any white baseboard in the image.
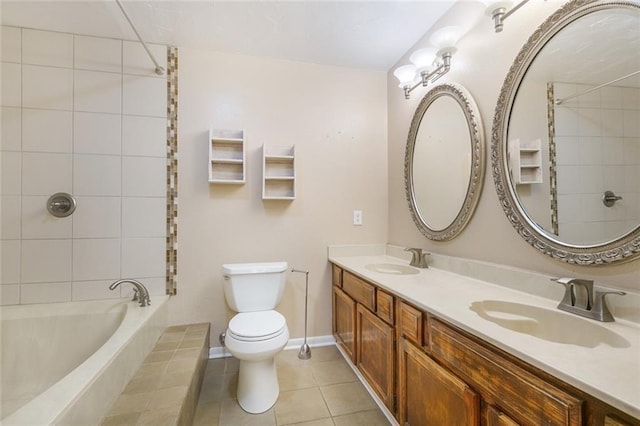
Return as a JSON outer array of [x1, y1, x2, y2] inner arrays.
[[208, 334, 336, 359], [283, 334, 335, 351]]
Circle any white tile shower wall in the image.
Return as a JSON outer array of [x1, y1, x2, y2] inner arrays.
[[1, 27, 21, 63], [23, 109, 73, 153], [1, 107, 22, 150], [554, 82, 640, 244], [0, 27, 168, 305]]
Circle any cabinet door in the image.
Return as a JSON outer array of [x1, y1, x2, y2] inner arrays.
[[356, 303, 395, 411], [333, 286, 356, 361], [398, 338, 480, 426]]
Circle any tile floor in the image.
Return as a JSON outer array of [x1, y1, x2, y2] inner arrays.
[[193, 345, 391, 425]]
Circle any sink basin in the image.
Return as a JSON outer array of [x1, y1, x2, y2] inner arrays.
[[365, 263, 419, 275], [470, 300, 630, 348]]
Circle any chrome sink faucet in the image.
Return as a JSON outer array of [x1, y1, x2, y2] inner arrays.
[[109, 279, 151, 307], [405, 247, 430, 268], [551, 277, 625, 322]]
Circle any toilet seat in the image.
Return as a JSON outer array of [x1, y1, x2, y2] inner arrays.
[[228, 311, 286, 342]]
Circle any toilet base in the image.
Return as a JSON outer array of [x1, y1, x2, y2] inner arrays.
[[237, 358, 279, 414]]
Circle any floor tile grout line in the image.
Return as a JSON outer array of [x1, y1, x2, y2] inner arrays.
[[195, 346, 389, 426]]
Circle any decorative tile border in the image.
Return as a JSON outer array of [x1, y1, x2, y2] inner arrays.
[[546, 82, 559, 236], [166, 46, 178, 295]]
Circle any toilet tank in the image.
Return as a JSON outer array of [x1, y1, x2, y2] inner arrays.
[[222, 262, 288, 312]]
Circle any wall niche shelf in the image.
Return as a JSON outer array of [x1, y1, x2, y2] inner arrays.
[[509, 138, 542, 185], [262, 145, 296, 200], [209, 129, 246, 184]]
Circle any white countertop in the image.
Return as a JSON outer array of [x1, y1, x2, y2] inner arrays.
[[328, 248, 640, 419]]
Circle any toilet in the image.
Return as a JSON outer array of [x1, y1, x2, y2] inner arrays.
[[222, 261, 290, 414]]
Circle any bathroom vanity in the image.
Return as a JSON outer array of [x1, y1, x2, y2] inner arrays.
[[329, 246, 640, 426]]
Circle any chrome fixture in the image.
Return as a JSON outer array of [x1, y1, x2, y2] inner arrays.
[[291, 268, 311, 360], [482, 0, 530, 33], [115, 0, 165, 75], [551, 277, 626, 322], [393, 26, 460, 99], [219, 332, 226, 347], [109, 279, 151, 307], [46, 192, 77, 218], [602, 190, 623, 207], [555, 70, 640, 105], [405, 248, 430, 268]]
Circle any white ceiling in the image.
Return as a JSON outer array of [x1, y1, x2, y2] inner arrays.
[[0, 0, 458, 71], [525, 7, 640, 88]]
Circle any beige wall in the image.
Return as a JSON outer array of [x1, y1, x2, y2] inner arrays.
[[387, 1, 640, 291], [173, 48, 388, 344]]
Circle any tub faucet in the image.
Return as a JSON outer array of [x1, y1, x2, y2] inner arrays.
[[551, 277, 625, 322], [109, 279, 151, 307], [405, 247, 430, 268]]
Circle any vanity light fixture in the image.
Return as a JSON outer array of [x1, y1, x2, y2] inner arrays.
[[482, 0, 531, 33], [393, 27, 459, 99]]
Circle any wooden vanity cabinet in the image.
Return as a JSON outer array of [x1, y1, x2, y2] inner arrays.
[[332, 264, 357, 361], [333, 286, 356, 361], [329, 264, 638, 426], [356, 304, 395, 410], [332, 268, 396, 411], [399, 337, 480, 426], [429, 317, 583, 426]]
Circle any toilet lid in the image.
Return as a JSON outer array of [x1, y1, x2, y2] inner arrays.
[[228, 311, 286, 341]]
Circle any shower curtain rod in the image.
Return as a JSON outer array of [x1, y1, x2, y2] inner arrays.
[[554, 70, 640, 105], [115, 0, 165, 75]]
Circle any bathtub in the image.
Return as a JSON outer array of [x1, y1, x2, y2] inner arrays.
[[1, 295, 169, 425]]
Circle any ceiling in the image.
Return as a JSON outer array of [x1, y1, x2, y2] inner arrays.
[[525, 7, 640, 88], [0, 0, 458, 71]]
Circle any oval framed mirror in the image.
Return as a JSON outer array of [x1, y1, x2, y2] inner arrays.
[[405, 83, 485, 241], [492, 0, 640, 265]]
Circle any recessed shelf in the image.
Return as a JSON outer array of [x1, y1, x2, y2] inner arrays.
[[263, 144, 296, 200], [509, 138, 542, 185], [209, 129, 245, 184]]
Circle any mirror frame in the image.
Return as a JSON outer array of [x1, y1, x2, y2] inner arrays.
[[405, 83, 485, 241], [491, 0, 640, 265]]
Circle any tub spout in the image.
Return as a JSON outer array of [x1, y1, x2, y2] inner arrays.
[[109, 279, 151, 307]]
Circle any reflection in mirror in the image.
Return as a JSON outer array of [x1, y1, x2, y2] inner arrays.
[[406, 83, 484, 241], [492, 0, 640, 264]]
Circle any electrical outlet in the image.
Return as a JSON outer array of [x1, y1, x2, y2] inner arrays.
[[353, 210, 363, 226]]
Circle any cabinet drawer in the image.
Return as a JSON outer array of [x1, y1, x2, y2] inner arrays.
[[332, 264, 343, 288], [342, 271, 375, 311], [398, 301, 423, 347], [376, 289, 394, 325], [429, 318, 582, 426]]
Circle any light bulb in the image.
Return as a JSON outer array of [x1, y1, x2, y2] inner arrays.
[[429, 26, 462, 52], [409, 48, 437, 73], [393, 64, 417, 88]]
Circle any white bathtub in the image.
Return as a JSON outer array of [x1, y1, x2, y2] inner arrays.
[[1, 295, 168, 425]]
